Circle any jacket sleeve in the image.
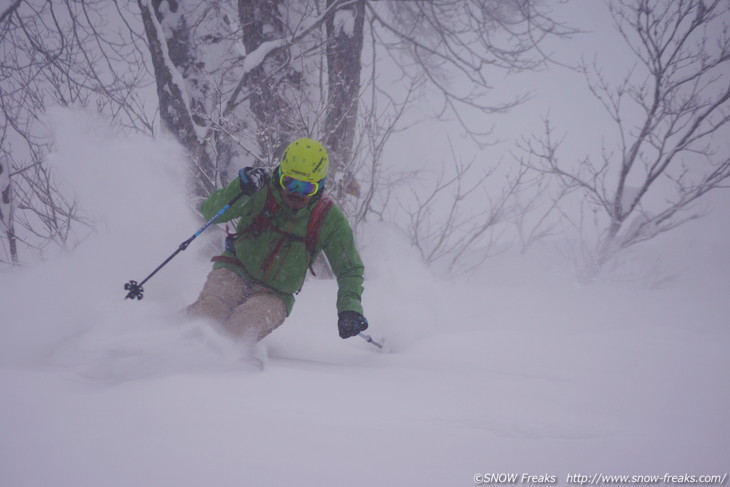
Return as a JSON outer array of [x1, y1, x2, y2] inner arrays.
[[199, 177, 250, 222], [320, 206, 365, 315]]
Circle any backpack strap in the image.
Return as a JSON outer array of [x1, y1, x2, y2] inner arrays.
[[213, 190, 334, 279], [248, 187, 279, 233], [304, 196, 333, 276]]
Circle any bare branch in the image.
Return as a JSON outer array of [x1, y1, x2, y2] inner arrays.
[[524, 0, 730, 279]]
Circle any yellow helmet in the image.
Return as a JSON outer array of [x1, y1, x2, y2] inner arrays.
[[281, 138, 329, 182]]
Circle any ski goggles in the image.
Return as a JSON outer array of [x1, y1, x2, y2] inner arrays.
[[279, 173, 322, 197]]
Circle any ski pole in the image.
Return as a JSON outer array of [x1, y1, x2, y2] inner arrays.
[[124, 190, 247, 300], [358, 332, 384, 349]]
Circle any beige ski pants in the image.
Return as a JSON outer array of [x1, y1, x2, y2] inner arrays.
[[186, 268, 287, 342]]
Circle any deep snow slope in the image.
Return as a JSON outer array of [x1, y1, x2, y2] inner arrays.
[[2, 232, 728, 487]]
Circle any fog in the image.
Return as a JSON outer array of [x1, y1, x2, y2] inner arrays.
[[1, 2, 729, 486]]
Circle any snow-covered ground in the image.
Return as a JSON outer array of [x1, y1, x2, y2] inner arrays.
[[1, 111, 728, 487]]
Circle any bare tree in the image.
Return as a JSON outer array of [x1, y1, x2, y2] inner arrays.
[[0, 0, 155, 263], [118, 0, 578, 279], [521, 0, 730, 278], [349, 74, 417, 226], [1, 0, 572, 269], [323, 0, 365, 198], [512, 163, 575, 255], [403, 140, 527, 274], [367, 0, 575, 147], [138, 0, 348, 199], [239, 0, 301, 161], [139, 1, 573, 193]]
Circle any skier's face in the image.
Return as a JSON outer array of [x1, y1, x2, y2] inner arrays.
[[278, 172, 320, 210], [281, 189, 312, 210]]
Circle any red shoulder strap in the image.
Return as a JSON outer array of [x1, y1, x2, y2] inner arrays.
[[248, 187, 279, 233], [232, 191, 333, 279], [305, 196, 333, 258]]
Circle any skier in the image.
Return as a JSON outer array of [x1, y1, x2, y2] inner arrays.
[[186, 137, 369, 344]]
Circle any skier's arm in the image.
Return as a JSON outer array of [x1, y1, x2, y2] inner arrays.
[[321, 207, 365, 316], [200, 168, 266, 222]]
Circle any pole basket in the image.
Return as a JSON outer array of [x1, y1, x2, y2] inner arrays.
[[124, 280, 144, 300]]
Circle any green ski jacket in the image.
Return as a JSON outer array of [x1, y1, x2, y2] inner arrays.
[[201, 176, 365, 316]]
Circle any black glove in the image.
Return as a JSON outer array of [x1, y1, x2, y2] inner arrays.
[[238, 167, 268, 195], [338, 310, 368, 339]]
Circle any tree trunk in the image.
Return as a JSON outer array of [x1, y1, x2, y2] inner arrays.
[[138, 0, 216, 199], [0, 157, 18, 265], [239, 0, 299, 165], [324, 0, 365, 199]]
